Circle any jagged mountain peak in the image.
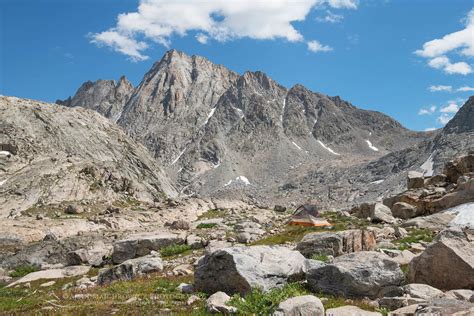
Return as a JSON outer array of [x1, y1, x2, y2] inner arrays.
[[240, 71, 282, 90], [56, 75, 134, 122], [443, 96, 474, 134]]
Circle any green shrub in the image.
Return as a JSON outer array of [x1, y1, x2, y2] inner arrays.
[[196, 223, 217, 229], [310, 254, 330, 263], [395, 228, 434, 250], [9, 265, 38, 278], [160, 244, 192, 257], [228, 283, 310, 315], [197, 209, 226, 220]]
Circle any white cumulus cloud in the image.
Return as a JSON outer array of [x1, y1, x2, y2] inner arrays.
[[437, 113, 453, 125], [416, 8, 474, 75], [307, 40, 333, 52], [195, 33, 209, 44], [90, 31, 149, 61], [418, 105, 437, 115], [428, 85, 452, 92], [316, 10, 344, 23], [440, 102, 460, 113], [457, 86, 474, 92], [90, 0, 357, 60]]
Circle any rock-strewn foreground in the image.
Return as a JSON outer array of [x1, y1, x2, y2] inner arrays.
[[1, 148, 473, 314], [0, 50, 473, 315]]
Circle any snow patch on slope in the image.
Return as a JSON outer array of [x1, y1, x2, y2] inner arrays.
[[317, 140, 340, 156], [114, 111, 123, 123], [231, 105, 244, 118], [0, 179, 6, 186], [446, 202, 474, 228], [280, 98, 286, 123], [420, 153, 434, 177], [370, 179, 384, 184], [224, 176, 251, 187], [365, 140, 379, 152], [292, 141, 302, 151], [203, 107, 217, 126], [171, 148, 186, 165]]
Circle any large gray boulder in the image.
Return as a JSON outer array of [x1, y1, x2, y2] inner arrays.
[[97, 255, 163, 285], [391, 202, 418, 219], [296, 229, 376, 258], [66, 240, 112, 267], [112, 231, 183, 264], [409, 227, 474, 290], [273, 295, 324, 316], [194, 245, 307, 295], [372, 203, 396, 224], [306, 251, 404, 299]]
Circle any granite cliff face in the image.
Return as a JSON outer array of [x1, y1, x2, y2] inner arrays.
[[58, 50, 473, 208], [0, 96, 177, 217]]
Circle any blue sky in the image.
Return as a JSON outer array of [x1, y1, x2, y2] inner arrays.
[[1, 0, 473, 131]]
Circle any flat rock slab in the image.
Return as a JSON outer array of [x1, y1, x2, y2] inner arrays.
[[112, 231, 183, 264], [195, 245, 307, 295], [325, 305, 382, 316], [273, 295, 324, 316], [390, 299, 474, 315], [8, 265, 90, 287]]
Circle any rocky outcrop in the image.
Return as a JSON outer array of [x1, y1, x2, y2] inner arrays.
[[296, 229, 376, 257], [97, 255, 163, 285], [112, 232, 183, 264], [0, 96, 176, 217], [369, 154, 474, 221], [273, 295, 324, 316], [66, 240, 112, 267], [194, 246, 307, 295], [306, 251, 404, 299], [407, 171, 424, 189], [409, 227, 474, 290]]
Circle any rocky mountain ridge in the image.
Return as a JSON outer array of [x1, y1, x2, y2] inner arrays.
[[58, 50, 473, 208]]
